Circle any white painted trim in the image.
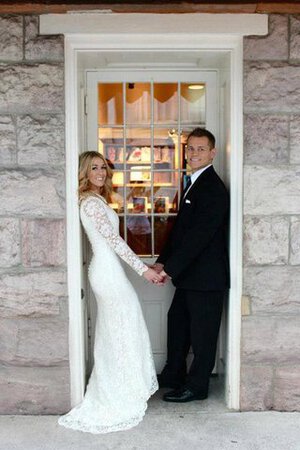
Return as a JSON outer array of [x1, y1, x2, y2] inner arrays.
[[41, 13, 268, 36], [63, 31, 245, 410], [226, 39, 243, 410], [65, 38, 86, 407]]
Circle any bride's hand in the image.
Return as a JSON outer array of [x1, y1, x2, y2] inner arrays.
[[143, 268, 164, 284]]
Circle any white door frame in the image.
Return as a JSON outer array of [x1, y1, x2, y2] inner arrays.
[[40, 13, 267, 410]]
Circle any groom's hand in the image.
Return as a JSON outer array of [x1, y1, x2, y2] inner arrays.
[[150, 263, 164, 273]]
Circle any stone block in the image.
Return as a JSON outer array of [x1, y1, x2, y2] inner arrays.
[[0, 365, 70, 414], [240, 365, 273, 411], [290, 217, 300, 265], [21, 219, 66, 267], [244, 165, 300, 215], [0, 218, 21, 268], [290, 115, 300, 164], [0, 63, 64, 114], [0, 169, 65, 217], [244, 62, 300, 113], [25, 16, 64, 61], [0, 115, 17, 165], [290, 15, 300, 60], [273, 366, 300, 411], [17, 114, 65, 166], [0, 316, 69, 365], [243, 216, 289, 265], [243, 266, 300, 314], [0, 15, 23, 61], [244, 15, 288, 61], [244, 114, 289, 164], [241, 316, 300, 364], [0, 271, 67, 318]]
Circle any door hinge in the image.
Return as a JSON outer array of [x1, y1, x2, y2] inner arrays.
[[81, 288, 84, 299], [84, 94, 88, 115], [88, 318, 92, 338]]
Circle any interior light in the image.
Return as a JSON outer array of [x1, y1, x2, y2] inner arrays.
[[188, 84, 204, 90]]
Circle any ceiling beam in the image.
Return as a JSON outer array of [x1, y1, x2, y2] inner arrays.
[[0, 1, 300, 14]]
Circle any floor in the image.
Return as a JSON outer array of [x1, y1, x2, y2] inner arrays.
[[1, 379, 300, 450]]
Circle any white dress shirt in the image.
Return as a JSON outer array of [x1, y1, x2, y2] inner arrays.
[[184, 164, 212, 197]]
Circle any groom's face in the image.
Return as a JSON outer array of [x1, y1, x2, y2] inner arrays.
[[186, 136, 216, 173]]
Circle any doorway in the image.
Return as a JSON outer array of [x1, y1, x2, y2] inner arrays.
[[61, 33, 245, 410], [84, 68, 221, 376]]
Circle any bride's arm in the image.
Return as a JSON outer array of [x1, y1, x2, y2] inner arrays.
[[81, 196, 148, 276]]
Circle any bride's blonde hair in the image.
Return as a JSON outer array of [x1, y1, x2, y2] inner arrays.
[[78, 151, 113, 202]]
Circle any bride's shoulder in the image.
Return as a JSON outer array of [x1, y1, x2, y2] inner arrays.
[[79, 193, 99, 209]]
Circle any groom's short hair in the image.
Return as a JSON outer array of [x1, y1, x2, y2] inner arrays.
[[187, 128, 216, 149]]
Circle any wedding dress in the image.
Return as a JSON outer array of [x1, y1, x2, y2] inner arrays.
[[58, 194, 158, 434]]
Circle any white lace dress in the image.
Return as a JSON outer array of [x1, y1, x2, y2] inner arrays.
[[58, 194, 158, 434]]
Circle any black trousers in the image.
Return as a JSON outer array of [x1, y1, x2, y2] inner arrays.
[[161, 288, 225, 395]]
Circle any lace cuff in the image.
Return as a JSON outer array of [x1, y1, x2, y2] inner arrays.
[[81, 196, 148, 276]]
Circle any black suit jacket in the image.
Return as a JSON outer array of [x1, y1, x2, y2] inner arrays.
[[157, 166, 230, 291]]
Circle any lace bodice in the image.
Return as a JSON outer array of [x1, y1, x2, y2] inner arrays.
[[80, 195, 148, 277]]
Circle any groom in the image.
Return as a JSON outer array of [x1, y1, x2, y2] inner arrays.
[[154, 127, 230, 402]]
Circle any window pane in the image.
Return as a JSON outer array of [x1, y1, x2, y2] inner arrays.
[[153, 83, 178, 124], [126, 128, 151, 164], [98, 127, 124, 167], [98, 83, 123, 125], [126, 83, 151, 125], [180, 82, 205, 125], [110, 186, 124, 213], [153, 184, 179, 213], [154, 216, 176, 255], [127, 215, 152, 256], [126, 184, 151, 213]]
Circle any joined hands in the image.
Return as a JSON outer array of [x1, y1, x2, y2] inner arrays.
[[148, 263, 171, 286]]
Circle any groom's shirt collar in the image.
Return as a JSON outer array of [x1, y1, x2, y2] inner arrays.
[[190, 164, 212, 185]]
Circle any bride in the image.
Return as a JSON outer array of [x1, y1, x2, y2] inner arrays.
[[58, 151, 162, 434]]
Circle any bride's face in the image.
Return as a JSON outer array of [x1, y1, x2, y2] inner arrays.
[[88, 157, 107, 192]]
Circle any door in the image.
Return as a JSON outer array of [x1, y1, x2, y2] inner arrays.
[[85, 69, 218, 374]]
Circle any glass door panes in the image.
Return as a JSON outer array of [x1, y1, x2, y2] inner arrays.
[[94, 78, 210, 257], [181, 83, 206, 125]]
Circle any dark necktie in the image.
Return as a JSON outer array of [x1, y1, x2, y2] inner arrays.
[[180, 175, 192, 206], [184, 175, 192, 193]]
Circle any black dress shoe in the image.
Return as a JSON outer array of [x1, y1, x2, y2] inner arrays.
[[163, 387, 207, 403]]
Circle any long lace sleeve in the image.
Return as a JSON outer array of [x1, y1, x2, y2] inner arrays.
[[81, 196, 148, 277]]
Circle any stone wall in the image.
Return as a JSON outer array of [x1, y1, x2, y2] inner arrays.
[[1, 12, 300, 415], [242, 14, 300, 411], [0, 15, 70, 414]]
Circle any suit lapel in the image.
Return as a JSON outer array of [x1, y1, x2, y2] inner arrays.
[[180, 165, 214, 206]]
